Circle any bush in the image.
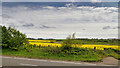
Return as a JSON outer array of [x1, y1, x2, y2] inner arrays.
[[2, 44, 8, 48], [2, 26, 28, 50], [61, 33, 75, 51]]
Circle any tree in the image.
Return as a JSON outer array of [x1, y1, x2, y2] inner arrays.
[[2, 26, 11, 48], [2, 26, 28, 50], [72, 32, 75, 39], [61, 33, 76, 51]]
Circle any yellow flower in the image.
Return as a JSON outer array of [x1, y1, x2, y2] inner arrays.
[[28, 40, 119, 50]]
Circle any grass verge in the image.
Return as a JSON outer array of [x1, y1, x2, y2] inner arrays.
[[2, 47, 120, 62]]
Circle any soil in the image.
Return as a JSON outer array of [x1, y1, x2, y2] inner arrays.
[[92, 57, 119, 66], [101, 57, 119, 65]]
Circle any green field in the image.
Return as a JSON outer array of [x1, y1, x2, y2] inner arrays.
[[2, 46, 120, 62], [56, 39, 119, 45]]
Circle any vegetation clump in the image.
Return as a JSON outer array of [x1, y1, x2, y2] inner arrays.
[[61, 33, 75, 51], [2, 26, 28, 50]]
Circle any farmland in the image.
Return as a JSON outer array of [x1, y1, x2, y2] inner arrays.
[[1, 25, 120, 62], [28, 40, 119, 51], [2, 39, 120, 62], [3, 45, 120, 62]]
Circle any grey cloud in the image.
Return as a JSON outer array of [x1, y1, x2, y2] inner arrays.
[[39, 24, 56, 29], [103, 26, 119, 30], [22, 23, 34, 27], [103, 26, 111, 30]]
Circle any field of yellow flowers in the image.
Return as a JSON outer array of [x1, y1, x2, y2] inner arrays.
[[29, 40, 56, 43], [29, 40, 119, 50]]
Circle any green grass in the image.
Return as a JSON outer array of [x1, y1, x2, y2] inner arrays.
[[104, 48, 120, 59], [2, 47, 120, 62]]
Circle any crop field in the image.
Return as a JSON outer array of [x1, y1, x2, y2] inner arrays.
[[2, 26, 120, 62], [29, 42, 62, 47], [3, 39, 120, 62], [29, 40, 56, 43], [29, 40, 119, 51]]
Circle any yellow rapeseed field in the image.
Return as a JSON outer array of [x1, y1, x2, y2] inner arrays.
[[29, 40, 119, 50], [29, 42, 62, 47], [72, 44, 119, 50], [29, 40, 56, 43]]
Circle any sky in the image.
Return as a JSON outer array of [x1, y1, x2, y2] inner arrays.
[[2, 0, 120, 2], [1, 2, 119, 39]]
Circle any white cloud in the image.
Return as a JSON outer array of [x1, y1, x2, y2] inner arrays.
[[91, 0, 101, 2], [2, 5, 118, 39]]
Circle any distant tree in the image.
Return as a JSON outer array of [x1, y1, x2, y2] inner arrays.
[[27, 38, 36, 40], [38, 38, 43, 40], [72, 32, 76, 39], [61, 33, 76, 51]]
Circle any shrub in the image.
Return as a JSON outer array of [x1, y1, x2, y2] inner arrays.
[[2, 26, 28, 50], [2, 44, 8, 48], [61, 34, 73, 51]]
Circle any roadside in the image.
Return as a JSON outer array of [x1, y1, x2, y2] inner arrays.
[[2, 47, 120, 65], [2, 56, 119, 66]]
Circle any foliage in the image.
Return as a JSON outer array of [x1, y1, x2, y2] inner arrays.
[[3, 47, 120, 62], [104, 48, 120, 59], [2, 47, 101, 62], [61, 33, 75, 51], [2, 26, 28, 50]]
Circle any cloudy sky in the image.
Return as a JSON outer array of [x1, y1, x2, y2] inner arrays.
[[2, 0, 120, 2], [1, 2, 119, 39]]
